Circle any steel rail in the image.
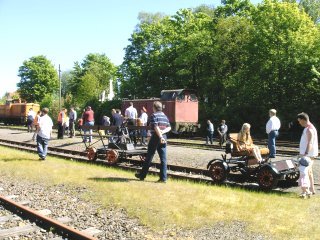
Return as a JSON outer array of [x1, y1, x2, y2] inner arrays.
[[0, 138, 319, 187], [0, 138, 211, 182], [167, 140, 299, 156], [0, 126, 313, 151], [0, 195, 96, 240]]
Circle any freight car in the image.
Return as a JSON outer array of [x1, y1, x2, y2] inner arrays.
[[122, 89, 199, 134], [0, 100, 40, 125]]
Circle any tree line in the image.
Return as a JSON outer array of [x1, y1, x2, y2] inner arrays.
[[11, 0, 320, 134]]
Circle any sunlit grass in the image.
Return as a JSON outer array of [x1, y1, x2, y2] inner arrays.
[[0, 146, 319, 239]]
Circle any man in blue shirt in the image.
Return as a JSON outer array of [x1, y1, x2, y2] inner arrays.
[[135, 101, 171, 182]]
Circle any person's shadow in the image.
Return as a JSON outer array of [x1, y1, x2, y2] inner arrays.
[[88, 177, 140, 182]]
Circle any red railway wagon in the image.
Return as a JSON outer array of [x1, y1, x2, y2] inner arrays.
[[122, 89, 199, 133]]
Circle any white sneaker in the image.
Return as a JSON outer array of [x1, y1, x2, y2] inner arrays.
[[299, 193, 307, 199]]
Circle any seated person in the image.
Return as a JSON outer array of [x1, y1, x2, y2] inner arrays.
[[237, 123, 263, 162]]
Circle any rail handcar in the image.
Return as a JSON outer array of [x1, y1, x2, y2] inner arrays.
[[122, 89, 199, 134], [0, 100, 40, 125]]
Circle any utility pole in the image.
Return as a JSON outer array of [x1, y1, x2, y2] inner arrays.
[[58, 64, 61, 110]]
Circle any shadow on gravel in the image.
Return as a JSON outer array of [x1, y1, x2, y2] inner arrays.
[[88, 177, 141, 183], [54, 142, 82, 148], [10, 132, 27, 134]]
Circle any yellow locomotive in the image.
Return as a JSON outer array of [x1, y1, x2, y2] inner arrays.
[[0, 99, 40, 124]]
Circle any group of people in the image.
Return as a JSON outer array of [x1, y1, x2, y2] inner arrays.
[[234, 110, 318, 198], [57, 107, 78, 139], [28, 104, 318, 195], [206, 109, 281, 160], [206, 119, 228, 146], [206, 109, 318, 198]]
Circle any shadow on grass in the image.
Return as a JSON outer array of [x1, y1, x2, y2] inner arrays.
[[209, 174, 296, 195], [88, 177, 141, 183], [0, 157, 40, 162]]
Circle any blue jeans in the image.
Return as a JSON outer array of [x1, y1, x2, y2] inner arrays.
[[84, 121, 94, 142], [268, 130, 279, 158], [206, 131, 213, 144], [140, 134, 167, 181], [37, 135, 49, 159]]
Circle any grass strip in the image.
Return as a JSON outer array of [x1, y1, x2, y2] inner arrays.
[[0, 146, 319, 239]]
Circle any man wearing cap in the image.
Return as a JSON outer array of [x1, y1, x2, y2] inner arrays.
[[297, 112, 318, 195], [266, 109, 281, 158]]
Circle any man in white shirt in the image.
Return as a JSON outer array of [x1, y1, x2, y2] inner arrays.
[[266, 109, 281, 158], [27, 108, 36, 132], [36, 108, 53, 160], [297, 112, 318, 194], [125, 102, 138, 145], [139, 107, 148, 145], [125, 102, 138, 120]]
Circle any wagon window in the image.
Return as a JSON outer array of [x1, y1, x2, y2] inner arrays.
[[176, 93, 185, 101], [189, 94, 198, 102]]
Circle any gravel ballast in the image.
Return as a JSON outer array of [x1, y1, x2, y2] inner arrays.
[[0, 177, 271, 240]]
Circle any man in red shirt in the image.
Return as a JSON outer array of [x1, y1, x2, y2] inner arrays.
[[82, 106, 95, 142]]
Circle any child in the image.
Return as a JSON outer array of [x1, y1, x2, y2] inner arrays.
[[298, 156, 312, 199]]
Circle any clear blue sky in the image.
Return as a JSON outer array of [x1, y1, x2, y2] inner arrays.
[[0, 0, 260, 97]]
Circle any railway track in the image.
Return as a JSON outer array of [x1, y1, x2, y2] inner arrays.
[[167, 140, 300, 156], [0, 195, 97, 239], [0, 125, 307, 156], [0, 138, 212, 183]]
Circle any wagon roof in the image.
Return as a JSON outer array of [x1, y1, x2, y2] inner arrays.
[[160, 89, 196, 100]]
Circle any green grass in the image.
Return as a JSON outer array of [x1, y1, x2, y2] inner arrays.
[[0, 146, 319, 239]]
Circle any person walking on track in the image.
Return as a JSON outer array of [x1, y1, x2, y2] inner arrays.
[[69, 107, 77, 138], [57, 108, 66, 139], [26, 108, 36, 132], [266, 109, 281, 158], [135, 101, 171, 182], [297, 112, 318, 195], [217, 120, 228, 147], [36, 108, 53, 160], [206, 120, 214, 145], [83, 106, 94, 143]]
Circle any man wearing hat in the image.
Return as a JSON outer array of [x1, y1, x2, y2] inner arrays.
[[266, 109, 281, 158], [139, 107, 148, 145]]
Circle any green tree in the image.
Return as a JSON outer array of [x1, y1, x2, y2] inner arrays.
[[284, 0, 320, 23], [17, 55, 59, 103], [67, 53, 116, 107], [299, 0, 320, 23], [244, 0, 320, 130]]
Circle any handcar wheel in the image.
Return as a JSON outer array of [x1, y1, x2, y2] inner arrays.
[[208, 161, 228, 183], [86, 147, 97, 161], [106, 149, 119, 164], [285, 171, 300, 183], [257, 167, 278, 190]]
